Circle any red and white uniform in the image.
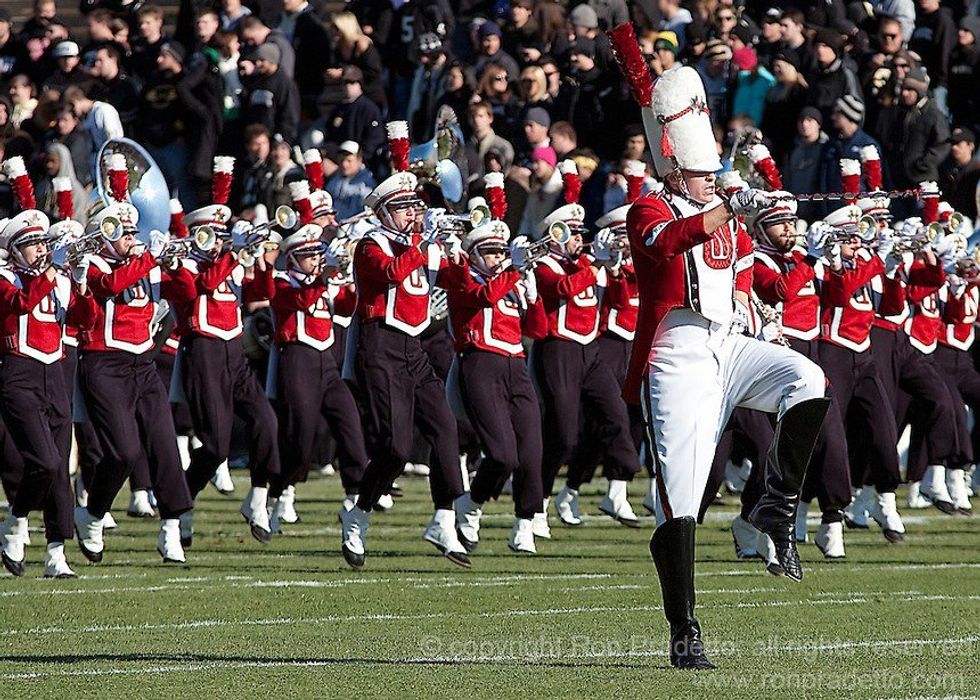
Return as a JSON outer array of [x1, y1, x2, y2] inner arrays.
[[533, 253, 607, 344], [160, 327, 181, 356], [871, 264, 912, 331], [443, 263, 547, 356], [753, 248, 822, 341], [173, 252, 274, 339], [353, 232, 447, 336], [601, 264, 638, 341], [818, 250, 886, 353], [940, 282, 980, 351], [270, 271, 356, 350], [0, 268, 95, 363], [626, 191, 824, 525], [903, 259, 945, 354], [82, 252, 192, 354]]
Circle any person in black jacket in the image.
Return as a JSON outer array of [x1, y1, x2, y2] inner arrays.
[[242, 42, 300, 145], [88, 44, 141, 129], [175, 41, 224, 207], [323, 66, 384, 173], [886, 67, 950, 190], [277, 0, 333, 119], [908, 0, 956, 116], [949, 16, 980, 134], [806, 28, 863, 123]]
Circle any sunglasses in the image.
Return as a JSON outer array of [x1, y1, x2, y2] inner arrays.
[[893, 62, 910, 69], [718, 14, 735, 21], [493, 74, 507, 81], [880, 32, 899, 39]]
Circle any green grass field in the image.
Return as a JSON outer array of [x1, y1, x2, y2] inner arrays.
[[1, 472, 978, 699]]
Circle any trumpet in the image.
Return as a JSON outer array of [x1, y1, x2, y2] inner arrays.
[[893, 224, 940, 254], [248, 205, 299, 236], [53, 229, 107, 266], [99, 215, 126, 242], [158, 226, 218, 264], [428, 205, 492, 234], [954, 247, 980, 280]]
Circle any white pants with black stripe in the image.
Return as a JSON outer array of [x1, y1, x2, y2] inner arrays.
[[641, 309, 825, 527]]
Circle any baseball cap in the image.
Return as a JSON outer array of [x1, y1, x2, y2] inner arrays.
[[763, 7, 782, 23], [949, 127, 976, 145], [52, 40, 80, 58], [339, 140, 360, 156]]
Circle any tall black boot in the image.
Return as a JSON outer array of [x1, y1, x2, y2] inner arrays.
[[649, 516, 716, 670], [749, 397, 830, 582]]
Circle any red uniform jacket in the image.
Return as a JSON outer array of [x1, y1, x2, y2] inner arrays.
[[0, 268, 96, 364], [443, 261, 547, 356], [533, 253, 607, 345], [753, 249, 821, 341], [903, 259, 945, 354], [600, 263, 639, 341], [940, 282, 979, 351], [270, 272, 356, 351], [819, 252, 890, 352], [623, 191, 753, 404], [353, 232, 448, 337], [82, 252, 194, 354]]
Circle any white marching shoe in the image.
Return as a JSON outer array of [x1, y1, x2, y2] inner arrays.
[[338, 494, 356, 522], [758, 532, 784, 577], [340, 505, 370, 569], [906, 481, 932, 509], [814, 521, 846, 559], [598, 480, 641, 527], [102, 512, 117, 529], [176, 435, 192, 471], [508, 518, 536, 554], [127, 489, 155, 518], [724, 458, 752, 494], [210, 460, 236, 495], [279, 485, 299, 523], [554, 484, 582, 526], [531, 499, 552, 539], [318, 462, 336, 476], [74, 507, 105, 563], [921, 465, 956, 514], [239, 486, 273, 544], [869, 490, 905, 543], [641, 477, 656, 515], [945, 468, 972, 515], [454, 493, 482, 552], [843, 486, 872, 529], [795, 501, 810, 543], [44, 542, 77, 579], [178, 511, 193, 548], [731, 515, 760, 559], [0, 515, 28, 576], [157, 519, 186, 563], [422, 509, 471, 567], [375, 493, 394, 511]]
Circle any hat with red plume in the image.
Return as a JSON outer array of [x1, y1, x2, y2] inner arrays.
[[625, 160, 645, 204], [860, 145, 882, 193], [558, 160, 581, 205], [211, 156, 235, 206], [385, 121, 410, 173], [920, 181, 940, 224], [107, 152, 129, 203], [483, 172, 507, 220], [289, 180, 315, 225], [302, 148, 324, 191], [840, 158, 861, 200], [3, 156, 36, 211], [53, 176, 74, 220], [169, 198, 189, 238], [748, 144, 783, 191]]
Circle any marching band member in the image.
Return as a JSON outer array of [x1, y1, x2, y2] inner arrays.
[[0, 158, 95, 578], [444, 174, 547, 553], [266, 182, 367, 530], [622, 65, 829, 668], [340, 121, 469, 570], [532, 161, 641, 530], [751, 194, 852, 559], [71, 154, 195, 564], [172, 157, 280, 545]]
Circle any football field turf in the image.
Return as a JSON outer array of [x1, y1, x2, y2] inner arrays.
[[2, 473, 978, 699]]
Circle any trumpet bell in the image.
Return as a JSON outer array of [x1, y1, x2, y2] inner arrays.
[[100, 215, 123, 241], [275, 205, 298, 230], [925, 222, 944, 242], [948, 212, 965, 233], [858, 216, 878, 241], [469, 204, 491, 228], [193, 225, 217, 251], [548, 221, 572, 245]]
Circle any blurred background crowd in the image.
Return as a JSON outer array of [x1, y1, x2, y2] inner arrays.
[[0, 0, 977, 234]]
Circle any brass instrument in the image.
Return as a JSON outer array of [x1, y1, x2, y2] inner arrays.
[[408, 105, 468, 212], [954, 247, 980, 281], [428, 205, 492, 235], [893, 223, 940, 254], [231, 205, 297, 267], [52, 228, 107, 266], [158, 226, 217, 265]]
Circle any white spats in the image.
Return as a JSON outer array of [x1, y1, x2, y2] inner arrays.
[[508, 518, 536, 554], [43, 542, 77, 579], [210, 460, 235, 495], [279, 485, 299, 523], [74, 507, 105, 562], [268, 497, 283, 534], [341, 505, 370, 569], [731, 515, 760, 559], [0, 515, 28, 575], [531, 511, 552, 540], [945, 468, 972, 514], [814, 521, 846, 559], [843, 486, 872, 529], [922, 465, 955, 513], [795, 501, 810, 543], [554, 484, 582, 526], [157, 519, 187, 563], [375, 493, 394, 511], [906, 481, 931, 509], [176, 435, 192, 471], [598, 480, 640, 527], [127, 489, 155, 518], [240, 487, 273, 544], [869, 491, 905, 542], [423, 509, 471, 567], [454, 493, 483, 550]]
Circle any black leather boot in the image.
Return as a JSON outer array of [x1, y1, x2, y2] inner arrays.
[[650, 516, 716, 670], [749, 397, 830, 582]]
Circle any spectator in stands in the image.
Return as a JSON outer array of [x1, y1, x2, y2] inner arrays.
[[732, 47, 774, 127], [659, 0, 693, 50], [785, 107, 829, 221], [220, 0, 251, 33], [238, 123, 276, 214], [476, 62, 520, 143], [62, 85, 123, 173], [698, 40, 732, 127], [517, 65, 551, 112], [940, 127, 979, 220], [89, 44, 140, 127], [35, 141, 88, 222], [503, 0, 540, 64], [326, 140, 376, 220], [329, 12, 385, 113], [762, 52, 809, 163], [516, 145, 562, 236], [408, 33, 451, 141], [649, 32, 678, 77], [887, 66, 950, 189], [474, 22, 520, 83], [821, 95, 881, 192], [81, 9, 114, 66], [239, 15, 295, 80], [278, 0, 332, 118], [132, 4, 168, 80], [0, 9, 29, 83], [871, 0, 915, 43], [50, 104, 93, 187], [807, 28, 862, 123], [908, 0, 956, 116], [757, 8, 784, 68], [7, 76, 38, 130], [778, 9, 814, 77], [949, 17, 979, 133], [43, 41, 90, 95], [468, 101, 514, 176], [322, 66, 384, 171], [242, 42, 300, 145], [549, 121, 577, 161]]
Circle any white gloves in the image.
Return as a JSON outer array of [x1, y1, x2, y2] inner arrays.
[[72, 254, 91, 285], [805, 222, 832, 259], [510, 235, 532, 270], [443, 232, 462, 260], [728, 188, 773, 217], [949, 273, 967, 298], [324, 238, 345, 268], [522, 267, 538, 303], [826, 243, 842, 268], [592, 228, 614, 262], [149, 230, 169, 259], [876, 228, 895, 262], [731, 302, 751, 335], [422, 207, 446, 244]]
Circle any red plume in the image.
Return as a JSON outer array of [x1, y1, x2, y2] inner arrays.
[[920, 181, 939, 224], [289, 181, 314, 225], [840, 159, 860, 200], [748, 144, 783, 191], [483, 172, 507, 220], [608, 23, 653, 108], [625, 160, 645, 204], [3, 157, 36, 210], [212, 156, 235, 205], [559, 160, 581, 205], [170, 198, 189, 238], [107, 152, 129, 203], [302, 148, 324, 191], [386, 121, 410, 172], [860, 146, 882, 192], [53, 176, 74, 220]]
